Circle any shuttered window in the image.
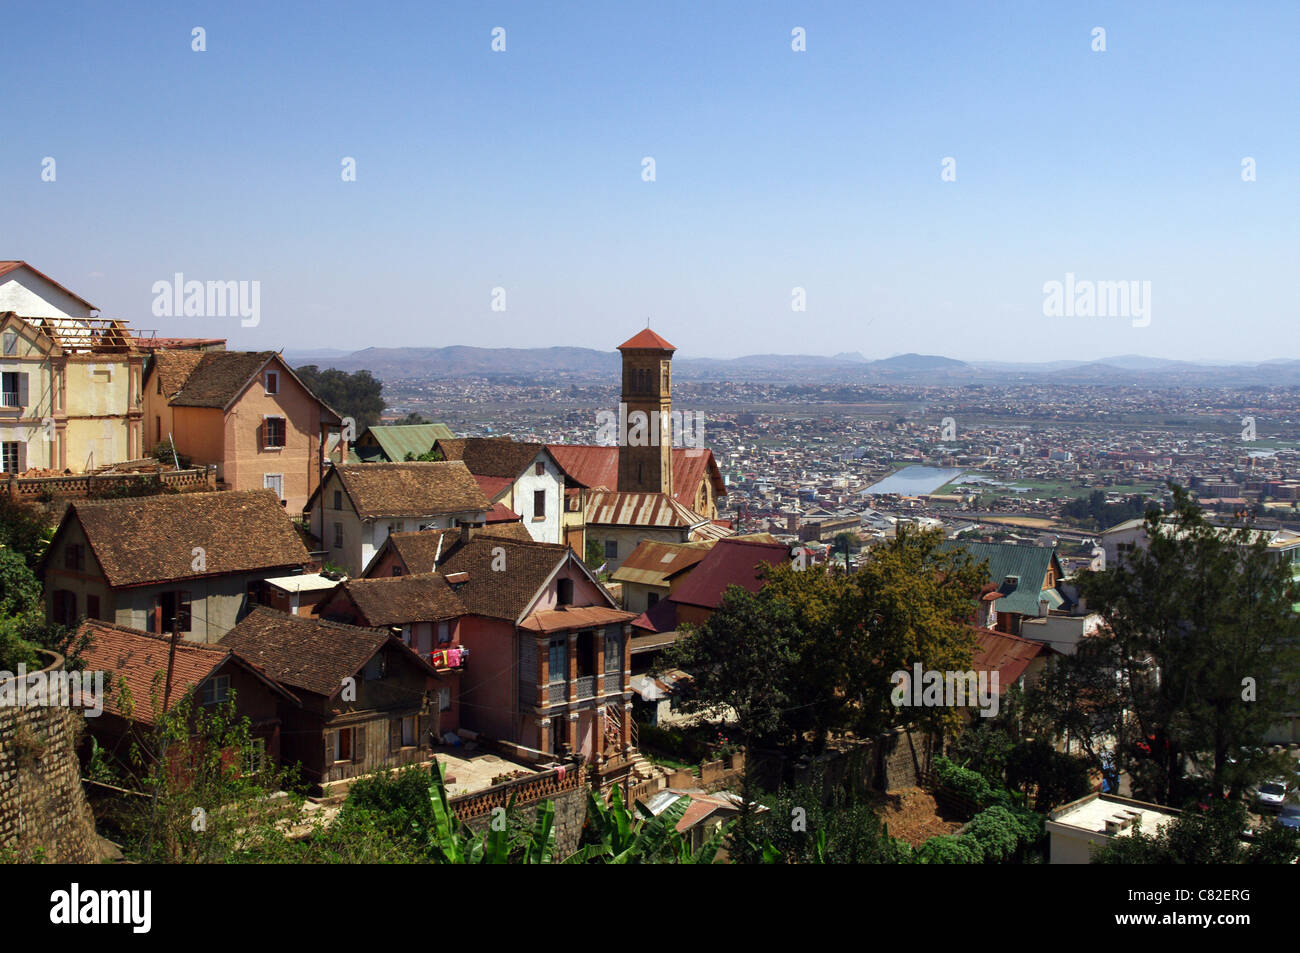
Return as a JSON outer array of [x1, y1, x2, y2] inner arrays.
[[263, 416, 286, 449]]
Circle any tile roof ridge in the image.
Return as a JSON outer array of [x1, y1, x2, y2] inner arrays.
[[245, 605, 388, 636], [81, 618, 229, 652]]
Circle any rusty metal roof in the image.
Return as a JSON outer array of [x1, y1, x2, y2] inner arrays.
[[518, 605, 638, 634], [610, 540, 707, 587], [585, 490, 705, 529]]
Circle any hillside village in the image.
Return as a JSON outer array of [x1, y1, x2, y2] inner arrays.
[[1, 261, 1298, 866]]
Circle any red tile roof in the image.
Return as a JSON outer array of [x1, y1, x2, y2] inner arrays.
[[630, 596, 679, 634], [971, 627, 1050, 691], [667, 538, 791, 610], [484, 501, 522, 523], [77, 619, 296, 725], [472, 474, 514, 501], [617, 328, 676, 351], [546, 445, 725, 510]]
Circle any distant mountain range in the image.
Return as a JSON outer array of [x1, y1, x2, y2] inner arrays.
[[281, 345, 1300, 386]]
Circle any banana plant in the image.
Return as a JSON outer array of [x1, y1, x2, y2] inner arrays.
[[568, 786, 722, 863]]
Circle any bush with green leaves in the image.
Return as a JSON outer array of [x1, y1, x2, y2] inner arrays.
[[1091, 798, 1299, 864], [1004, 739, 1092, 812], [933, 755, 1019, 810], [732, 776, 912, 864], [914, 834, 984, 864]]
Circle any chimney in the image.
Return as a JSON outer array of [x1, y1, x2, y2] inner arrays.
[[460, 520, 473, 546]]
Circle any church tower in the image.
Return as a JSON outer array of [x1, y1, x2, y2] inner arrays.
[[616, 328, 675, 496]]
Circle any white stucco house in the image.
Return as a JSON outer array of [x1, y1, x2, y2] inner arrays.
[[433, 437, 569, 545], [0, 261, 97, 320], [305, 461, 491, 575]]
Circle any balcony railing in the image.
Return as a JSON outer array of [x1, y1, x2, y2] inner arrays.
[[0, 393, 18, 408], [575, 675, 595, 700]]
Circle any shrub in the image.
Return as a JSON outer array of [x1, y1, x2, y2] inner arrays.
[[914, 834, 984, 864]]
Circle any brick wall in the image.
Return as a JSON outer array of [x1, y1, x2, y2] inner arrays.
[[457, 783, 589, 860], [0, 704, 104, 862], [749, 729, 936, 801]]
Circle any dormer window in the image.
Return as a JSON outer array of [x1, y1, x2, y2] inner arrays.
[[265, 371, 279, 395], [557, 578, 574, 606], [2, 332, 16, 356]]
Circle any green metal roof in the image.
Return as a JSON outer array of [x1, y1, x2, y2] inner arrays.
[[359, 423, 455, 462], [944, 539, 1061, 617]]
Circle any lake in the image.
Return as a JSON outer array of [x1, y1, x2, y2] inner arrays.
[[862, 466, 964, 496]]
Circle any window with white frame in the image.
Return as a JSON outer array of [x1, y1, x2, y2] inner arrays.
[[2, 331, 16, 355], [1, 372, 20, 408], [2, 442, 21, 473], [265, 370, 279, 395], [263, 416, 286, 449]]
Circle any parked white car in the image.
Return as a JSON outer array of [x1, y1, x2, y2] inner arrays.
[[1255, 779, 1288, 814]]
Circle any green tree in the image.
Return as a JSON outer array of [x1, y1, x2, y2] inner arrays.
[[735, 775, 911, 864], [839, 527, 987, 739], [0, 495, 54, 570], [1077, 486, 1300, 804], [110, 685, 303, 864], [660, 585, 800, 750], [1003, 738, 1092, 811], [1092, 798, 1299, 864], [0, 549, 72, 670], [294, 365, 386, 432]]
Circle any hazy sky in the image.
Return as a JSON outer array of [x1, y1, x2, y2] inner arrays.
[[4, 1, 1297, 363]]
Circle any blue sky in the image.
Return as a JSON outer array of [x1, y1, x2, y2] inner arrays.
[[3, 1, 1297, 363]]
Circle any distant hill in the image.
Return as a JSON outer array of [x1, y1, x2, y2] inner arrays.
[[874, 353, 967, 371], [286, 344, 1300, 386]]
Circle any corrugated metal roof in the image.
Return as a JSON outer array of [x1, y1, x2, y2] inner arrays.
[[363, 423, 455, 462], [585, 491, 704, 529], [944, 540, 1061, 617], [668, 537, 791, 610], [611, 541, 707, 586], [518, 606, 637, 634], [972, 627, 1049, 689]]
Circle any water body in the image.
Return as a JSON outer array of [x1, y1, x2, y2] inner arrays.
[[863, 465, 964, 496]]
